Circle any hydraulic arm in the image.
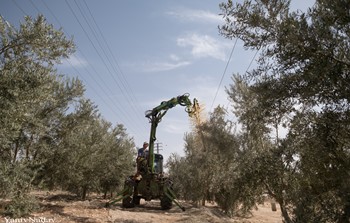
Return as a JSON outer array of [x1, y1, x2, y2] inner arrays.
[[145, 93, 198, 173]]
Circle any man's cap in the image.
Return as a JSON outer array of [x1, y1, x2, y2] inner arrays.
[[143, 141, 149, 145]]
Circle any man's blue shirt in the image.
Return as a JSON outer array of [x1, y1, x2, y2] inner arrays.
[[138, 148, 144, 157]]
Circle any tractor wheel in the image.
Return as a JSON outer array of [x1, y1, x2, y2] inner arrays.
[[160, 196, 172, 210], [133, 196, 141, 205], [122, 196, 135, 208]]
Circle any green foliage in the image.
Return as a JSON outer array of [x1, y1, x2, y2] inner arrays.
[[0, 15, 74, 64], [168, 107, 248, 215], [218, 0, 350, 222], [4, 193, 39, 218], [0, 14, 135, 217], [166, 153, 192, 200], [0, 161, 40, 217], [41, 100, 135, 199], [287, 109, 350, 222], [171, 0, 349, 221], [0, 14, 82, 164], [0, 14, 82, 217]]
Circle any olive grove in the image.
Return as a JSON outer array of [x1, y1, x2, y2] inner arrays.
[[168, 1, 350, 222], [0, 15, 134, 217]]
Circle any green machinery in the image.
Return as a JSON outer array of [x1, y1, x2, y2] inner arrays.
[[108, 93, 198, 211]]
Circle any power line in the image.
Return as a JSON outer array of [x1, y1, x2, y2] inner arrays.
[[12, 0, 26, 15], [225, 48, 260, 109], [73, 0, 146, 126], [11, 1, 118, 121], [82, 0, 143, 112], [64, 58, 140, 137], [244, 49, 260, 75], [29, 0, 40, 14], [40, 0, 62, 27], [27, 0, 147, 138], [64, 1, 142, 123], [66, 0, 146, 138], [210, 38, 238, 111], [64, 0, 147, 138]]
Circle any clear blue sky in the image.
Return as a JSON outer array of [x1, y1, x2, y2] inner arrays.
[[0, 0, 312, 161]]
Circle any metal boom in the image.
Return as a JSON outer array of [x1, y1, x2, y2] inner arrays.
[[145, 93, 198, 173]]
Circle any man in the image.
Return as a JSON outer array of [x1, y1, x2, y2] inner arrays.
[[134, 142, 148, 182], [138, 142, 149, 158], [136, 142, 149, 178]]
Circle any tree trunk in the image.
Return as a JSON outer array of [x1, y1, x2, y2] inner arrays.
[[278, 199, 293, 223], [26, 135, 34, 160], [340, 202, 350, 223], [82, 186, 88, 200], [13, 142, 19, 163], [271, 202, 277, 211]]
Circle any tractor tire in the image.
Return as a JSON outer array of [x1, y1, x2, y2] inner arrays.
[[122, 196, 135, 208], [133, 196, 141, 205], [160, 196, 172, 210]]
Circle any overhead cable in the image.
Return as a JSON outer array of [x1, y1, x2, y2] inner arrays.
[[210, 38, 238, 111]]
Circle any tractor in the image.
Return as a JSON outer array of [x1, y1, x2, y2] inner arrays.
[[108, 93, 198, 211]]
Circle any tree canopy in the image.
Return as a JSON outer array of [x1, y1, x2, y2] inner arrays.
[[221, 0, 350, 221], [0, 15, 135, 217], [168, 1, 350, 222]]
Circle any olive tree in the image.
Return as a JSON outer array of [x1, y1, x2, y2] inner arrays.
[[220, 0, 350, 222], [0, 14, 83, 216]]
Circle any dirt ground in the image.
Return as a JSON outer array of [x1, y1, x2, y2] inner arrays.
[[0, 191, 282, 223]]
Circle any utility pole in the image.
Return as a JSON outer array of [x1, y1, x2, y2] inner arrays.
[[154, 141, 163, 154]]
